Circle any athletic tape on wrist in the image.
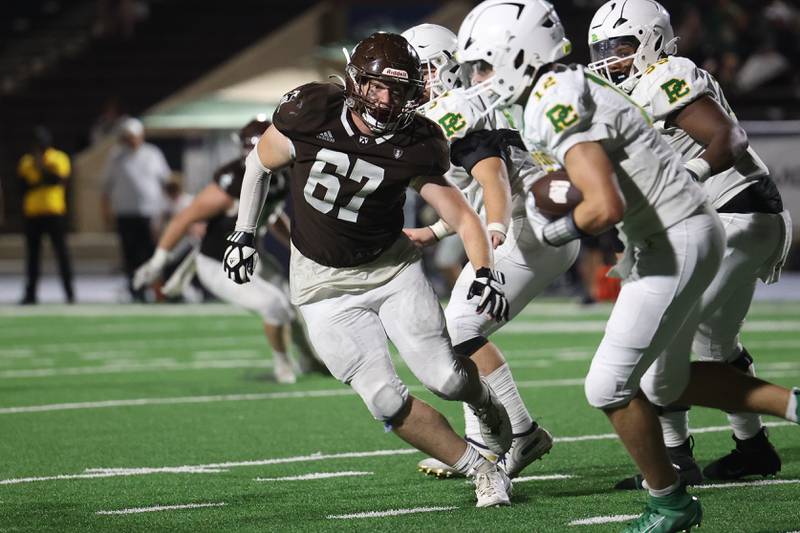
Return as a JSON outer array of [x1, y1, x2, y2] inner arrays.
[[428, 219, 453, 241], [486, 222, 507, 238], [542, 211, 586, 246], [684, 157, 711, 182]]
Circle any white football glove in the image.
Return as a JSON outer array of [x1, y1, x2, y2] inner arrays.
[[132, 248, 168, 290], [223, 231, 257, 284], [467, 267, 509, 322]]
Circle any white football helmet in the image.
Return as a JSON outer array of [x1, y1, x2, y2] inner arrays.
[[457, 0, 571, 113], [401, 23, 464, 101], [587, 0, 678, 92]]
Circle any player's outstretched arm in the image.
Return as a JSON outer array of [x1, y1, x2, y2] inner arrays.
[[670, 95, 748, 180], [417, 174, 492, 269], [417, 175, 509, 321], [470, 156, 511, 248], [224, 125, 294, 284], [133, 183, 231, 290]]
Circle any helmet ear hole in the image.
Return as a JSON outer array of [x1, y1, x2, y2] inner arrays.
[[513, 50, 524, 69]]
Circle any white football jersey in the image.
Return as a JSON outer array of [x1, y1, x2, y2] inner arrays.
[[522, 64, 706, 242], [421, 89, 555, 218], [631, 56, 769, 208]]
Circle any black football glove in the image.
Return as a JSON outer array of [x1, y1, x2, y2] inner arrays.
[[467, 267, 509, 322], [223, 231, 257, 284]]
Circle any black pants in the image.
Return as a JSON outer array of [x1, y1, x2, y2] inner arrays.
[[116, 215, 155, 301], [24, 215, 74, 303]]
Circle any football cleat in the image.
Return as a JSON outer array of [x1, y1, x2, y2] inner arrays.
[[417, 457, 462, 479], [474, 463, 512, 508], [417, 440, 497, 479], [273, 352, 297, 384], [470, 381, 513, 455], [502, 423, 554, 479], [615, 436, 703, 490], [621, 491, 702, 533], [703, 426, 781, 480]]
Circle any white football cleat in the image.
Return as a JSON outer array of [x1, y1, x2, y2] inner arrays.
[[470, 382, 512, 455], [474, 464, 512, 508], [503, 424, 554, 479], [273, 353, 297, 384], [417, 457, 462, 478]]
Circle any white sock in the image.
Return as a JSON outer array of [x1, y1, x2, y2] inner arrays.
[[659, 411, 690, 448], [728, 412, 763, 440], [648, 477, 681, 498], [463, 402, 484, 446], [786, 387, 799, 423], [451, 442, 488, 476], [485, 363, 534, 434]]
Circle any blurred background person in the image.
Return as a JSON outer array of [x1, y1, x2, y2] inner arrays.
[[133, 117, 327, 382], [17, 126, 74, 304], [101, 117, 170, 302]]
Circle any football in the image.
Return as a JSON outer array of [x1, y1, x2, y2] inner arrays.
[[530, 170, 583, 220]]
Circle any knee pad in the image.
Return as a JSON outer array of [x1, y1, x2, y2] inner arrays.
[[350, 375, 409, 422], [453, 336, 489, 358], [423, 358, 471, 402], [365, 383, 409, 422], [729, 346, 754, 372], [584, 366, 635, 409]]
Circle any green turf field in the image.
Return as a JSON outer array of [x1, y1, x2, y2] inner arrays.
[[1, 301, 798, 532]]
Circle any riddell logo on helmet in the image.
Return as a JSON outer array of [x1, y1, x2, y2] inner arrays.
[[382, 67, 408, 79]]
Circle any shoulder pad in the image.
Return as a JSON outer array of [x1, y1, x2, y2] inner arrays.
[[633, 56, 709, 120], [272, 82, 344, 137], [422, 89, 487, 142], [524, 68, 590, 153]]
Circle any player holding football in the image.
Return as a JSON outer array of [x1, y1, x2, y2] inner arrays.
[[133, 118, 324, 384], [587, 0, 792, 489], [401, 23, 578, 479], [457, 0, 799, 531], [223, 32, 516, 507]]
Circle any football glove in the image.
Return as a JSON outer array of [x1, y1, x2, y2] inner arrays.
[[223, 231, 257, 284], [467, 267, 509, 322], [132, 248, 168, 290]]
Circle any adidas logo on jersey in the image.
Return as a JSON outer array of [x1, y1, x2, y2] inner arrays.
[[316, 130, 335, 143]]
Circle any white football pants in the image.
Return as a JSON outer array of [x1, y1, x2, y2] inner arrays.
[[586, 206, 725, 408], [446, 209, 580, 346], [298, 260, 473, 421], [196, 253, 293, 326], [662, 210, 790, 444]]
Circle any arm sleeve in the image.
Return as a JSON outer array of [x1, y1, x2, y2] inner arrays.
[[234, 147, 273, 234]]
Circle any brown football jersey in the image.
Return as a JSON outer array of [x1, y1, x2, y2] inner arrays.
[[273, 82, 449, 268]]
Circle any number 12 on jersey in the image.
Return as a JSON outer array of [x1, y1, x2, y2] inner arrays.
[[304, 148, 384, 223]]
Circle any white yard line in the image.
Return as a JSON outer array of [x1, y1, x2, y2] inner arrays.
[[569, 514, 639, 526], [255, 471, 372, 481], [693, 479, 800, 490], [327, 506, 458, 519], [1, 422, 794, 487], [0, 388, 357, 414], [0, 359, 271, 379], [502, 320, 800, 334], [0, 378, 589, 414], [96, 502, 226, 515], [568, 480, 800, 526], [513, 474, 575, 482]]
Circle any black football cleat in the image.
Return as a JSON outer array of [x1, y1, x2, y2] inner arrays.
[[614, 436, 703, 490], [703, 426, 781, 480]]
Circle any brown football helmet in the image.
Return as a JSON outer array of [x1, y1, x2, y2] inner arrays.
[[345, 32, 425, 134], [237, 115, 270, 153]]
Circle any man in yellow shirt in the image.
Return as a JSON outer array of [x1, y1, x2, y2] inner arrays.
[[17, 127, 74, 304]]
